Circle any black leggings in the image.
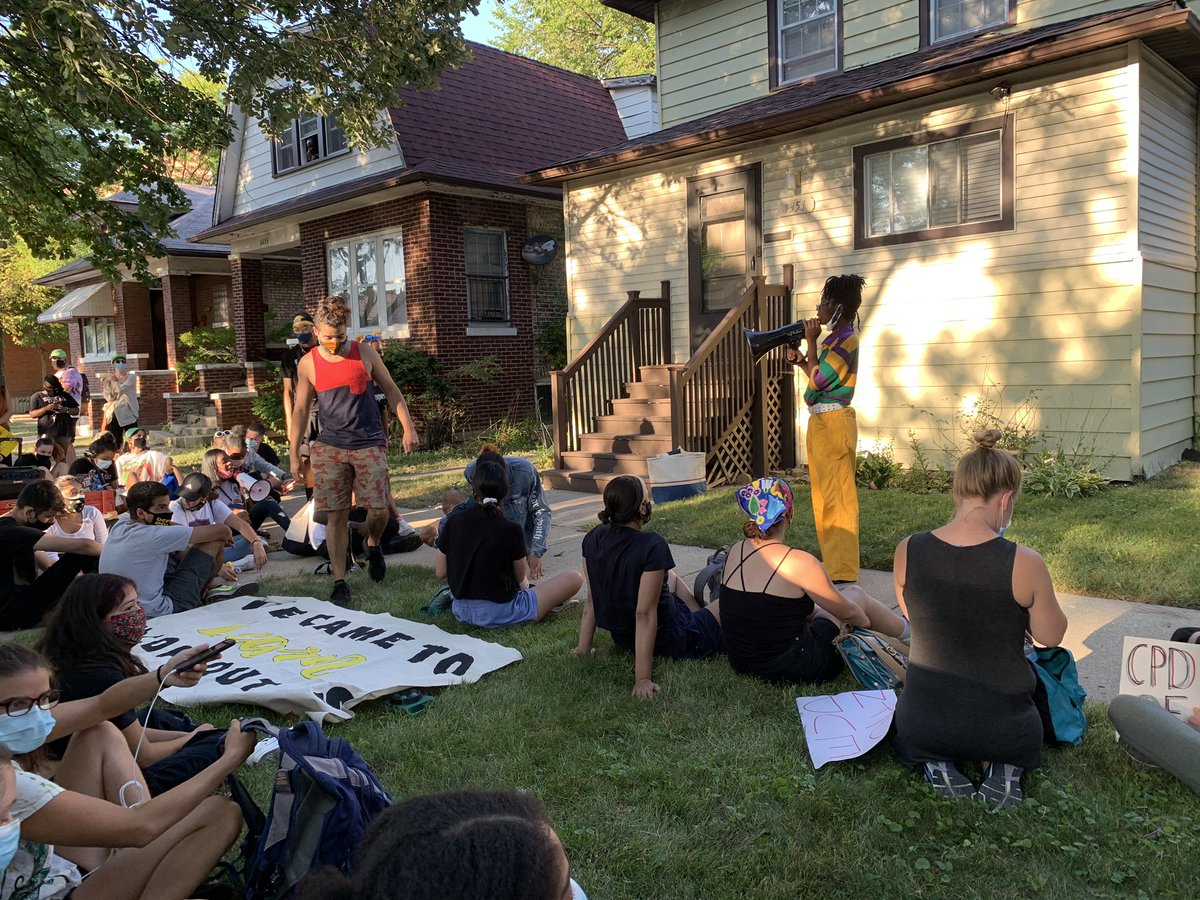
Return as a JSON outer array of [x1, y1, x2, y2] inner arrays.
[[0, 553, 99, 630], [247, 498, 290, 532]]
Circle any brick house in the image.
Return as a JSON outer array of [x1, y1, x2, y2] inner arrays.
[[194, 41, 631, 429], [31, 185, 278, 431]]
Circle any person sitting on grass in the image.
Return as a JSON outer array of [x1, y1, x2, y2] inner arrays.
[[245, 421, 280, 467], [67, 436, 119, 492], [297, 789, 586, 900], [116, 430, 182, 497], [16, 435, 63, 475], [0, 480, 101, 631], [720, 476, 909, 685], [99, 481, 257, 619], [43, 476, 109, 561], [574, 475, 723, 699], [37, 574, 227, 796], [436, 457, 582, 628], [200, 447, 291, 536], [891, 429, 1068, 811], [0, 641, 254, 900], [171, 472, 269, 574]]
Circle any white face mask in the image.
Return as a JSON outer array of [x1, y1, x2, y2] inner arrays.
[[96, 458, 113, 470]]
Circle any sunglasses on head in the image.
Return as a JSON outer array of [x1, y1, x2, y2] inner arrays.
[[214, 429, 233, 438]]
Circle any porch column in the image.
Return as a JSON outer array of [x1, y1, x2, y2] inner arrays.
[[116, 281, 151, 357], [231, 255, 266, 362], [161, 273, 194, 369]]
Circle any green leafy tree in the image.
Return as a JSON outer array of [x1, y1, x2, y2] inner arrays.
[[0, 1, 483, 279], [0, 238, 67, 381], [493, 0, 655, 79]]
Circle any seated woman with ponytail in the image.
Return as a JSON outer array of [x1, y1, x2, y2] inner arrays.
[[574, 475, 723, 699], [720, 477, 908, 685], [892, 429, 1068, 810], [37, 574, 227, 796], [436, 457, 582, 628]]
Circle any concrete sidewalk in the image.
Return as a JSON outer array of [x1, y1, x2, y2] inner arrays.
[[262, 487, 1200, 703]]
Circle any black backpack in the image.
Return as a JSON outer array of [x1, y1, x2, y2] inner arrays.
[[78, 371, 91, 405], [692, 545, 730, 607]]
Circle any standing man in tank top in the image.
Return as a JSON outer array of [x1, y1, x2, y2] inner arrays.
[[288, 295, 418, 607]]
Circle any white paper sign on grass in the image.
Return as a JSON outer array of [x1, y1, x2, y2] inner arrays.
[[1118, 636, 1199, 718], [134, 596, 523, 723], [797, 689, 897, 769]]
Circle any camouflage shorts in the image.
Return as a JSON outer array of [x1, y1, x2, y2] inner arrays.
[[308, 442, 389, 511]]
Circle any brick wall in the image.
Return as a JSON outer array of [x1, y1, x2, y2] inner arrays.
[[116, 281, 152, 357], [161, 274, 194, 369], [263, 261, 303, 354], [212, 392, 258, 429], [2, 335, 49, 397], [526, 204, 568, 339], [231, 258, 266, 362], [192, 274, 233, 329], [195, 363, 244, 396], [298, 191, 539, 430], [135, 370, 177, 427]]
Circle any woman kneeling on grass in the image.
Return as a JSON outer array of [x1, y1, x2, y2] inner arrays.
[[574, 475, 723, 698], [0, 641, 255, 899], [721, 476, 909, 685], [37, 574, 227, 796], [892, 429, 1068, 811], [437, 458, 582, 628]]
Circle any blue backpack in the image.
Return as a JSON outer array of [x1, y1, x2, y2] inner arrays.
[[1030, 646, 1088, 747], [229, 718, 393, 900], [833, 626, 909, 691]]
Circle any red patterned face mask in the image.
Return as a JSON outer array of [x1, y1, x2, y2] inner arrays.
[[108, 606, 147, 646]]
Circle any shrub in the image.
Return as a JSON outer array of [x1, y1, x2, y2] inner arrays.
[[176, 327, 236, 388], [250, 362, 285, 433], [856, 442, 903, 490], [378, 344, 504, 449], [535, 321, 567, 373], [901, 430, 953, 494], [1023, 449, 1107, 499]]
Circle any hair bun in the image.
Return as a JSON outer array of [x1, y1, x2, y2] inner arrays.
[[973, 428, 1002, 450]]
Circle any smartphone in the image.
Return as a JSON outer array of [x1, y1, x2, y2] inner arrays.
[[171, 638, 236, 675]]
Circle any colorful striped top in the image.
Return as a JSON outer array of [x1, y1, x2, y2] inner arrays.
[[311, 341, 386, 450], [803, 324, 858, 408]]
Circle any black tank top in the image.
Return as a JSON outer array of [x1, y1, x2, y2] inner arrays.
[[719, 543, 817, 675]]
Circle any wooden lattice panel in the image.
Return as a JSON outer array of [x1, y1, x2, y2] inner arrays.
[[766, 377, 784, 471], [706, 403, 753, 487]]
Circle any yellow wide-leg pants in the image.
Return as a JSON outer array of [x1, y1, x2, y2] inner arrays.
[[805, 406, 860, 582]]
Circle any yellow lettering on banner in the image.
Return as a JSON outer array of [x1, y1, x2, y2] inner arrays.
[[301, 656, 368, 679], [271, 647, 333, 664], [238, 637, 291, 658], [198, 625, 249, 638]]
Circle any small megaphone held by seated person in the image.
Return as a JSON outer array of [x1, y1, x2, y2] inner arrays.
[[744, 320, 812, 365], [235, 471, 272, 503]]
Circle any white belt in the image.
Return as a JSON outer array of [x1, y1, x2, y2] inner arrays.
[[809, 402, 845, 415]]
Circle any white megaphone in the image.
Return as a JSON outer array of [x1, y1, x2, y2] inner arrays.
[[235, 472, 272, 503]]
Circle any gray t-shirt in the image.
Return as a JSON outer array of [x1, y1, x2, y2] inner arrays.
[[99, 518, 193, 617]]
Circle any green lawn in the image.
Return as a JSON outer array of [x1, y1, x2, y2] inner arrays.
[[648, 462, 1200, 608], [187, 568, 1199, 899]]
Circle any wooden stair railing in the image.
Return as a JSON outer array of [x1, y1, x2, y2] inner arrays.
[[551, 282, 671, 467], [670, 267, 794, 484]]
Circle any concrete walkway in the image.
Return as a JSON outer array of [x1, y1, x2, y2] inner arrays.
[[260, 488, 1200, 703]]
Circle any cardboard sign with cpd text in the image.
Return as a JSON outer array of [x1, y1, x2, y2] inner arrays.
[[1118, 636, 1199, 718]]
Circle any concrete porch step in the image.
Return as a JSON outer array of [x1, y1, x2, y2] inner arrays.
[[579, 433, 675, 454], [559, 451, 649, 476]]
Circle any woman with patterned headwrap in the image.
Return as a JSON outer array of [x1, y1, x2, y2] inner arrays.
[[719, 477, 909, 684]]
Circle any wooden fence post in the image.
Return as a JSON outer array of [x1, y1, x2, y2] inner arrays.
[[659, 281, 672, 363], [550, 369, 567, 468]]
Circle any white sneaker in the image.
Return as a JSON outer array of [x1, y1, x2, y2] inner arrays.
[[248, 736, 280, 766], [229, 554, 256, 573]]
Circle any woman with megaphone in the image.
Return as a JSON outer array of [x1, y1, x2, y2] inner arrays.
[[784, 274, 865, 585]]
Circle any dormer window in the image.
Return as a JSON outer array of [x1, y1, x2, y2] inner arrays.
[[273, 115, 348, 174], [923, 0, 1013, 45], [770, 0, 841, 88]]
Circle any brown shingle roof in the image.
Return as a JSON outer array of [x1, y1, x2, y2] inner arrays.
[[527, 0, 1200, 184], [195, 42, 626, 240]]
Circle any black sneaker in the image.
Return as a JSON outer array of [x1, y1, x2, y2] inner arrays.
[[384, 532, 424, 554], [922, 761, 976, 800], [330, 580, 352, 608], [367, 544, 386, 583], [1170, 626, 1200, 644], [976, 763, 1024, 811], [208, 580, 260, 600]]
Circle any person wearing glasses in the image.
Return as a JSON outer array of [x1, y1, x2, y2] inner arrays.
[[0, 481, 101, 631], [0, 640, 256, 900], [784, 274, 866, 586], [42, 477, 109, 562]]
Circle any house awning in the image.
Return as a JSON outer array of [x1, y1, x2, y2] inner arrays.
[[36, 283, 113, 324]]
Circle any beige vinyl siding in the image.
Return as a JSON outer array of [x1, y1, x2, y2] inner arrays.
[[1137, 49, 1198, 476], [566, 48, 1149, 477], [1018, 0, 1163, 32], [657, 0, 769, 129], [231, 116, 403, 218], [843, 0, 919, 70]]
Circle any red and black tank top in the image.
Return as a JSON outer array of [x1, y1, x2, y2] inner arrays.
[[311, 341, 386, 450]]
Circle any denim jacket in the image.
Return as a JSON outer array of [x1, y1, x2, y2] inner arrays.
[[459, 456, 551, 558]]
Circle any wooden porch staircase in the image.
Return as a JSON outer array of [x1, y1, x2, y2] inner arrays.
[[542, 270, 795, 494]]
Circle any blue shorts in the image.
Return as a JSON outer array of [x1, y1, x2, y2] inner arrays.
[[452, 588, 539, 628], [611, 595, 724, 660]]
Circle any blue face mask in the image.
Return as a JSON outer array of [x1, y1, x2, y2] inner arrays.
[[245, 439, 259, 452], [0, 819, 18, 872], [570, 878, 587, 900], [294, 331, 313, 344], [0, 706, 56, 755]]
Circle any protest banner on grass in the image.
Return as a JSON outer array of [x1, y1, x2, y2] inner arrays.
[[796, 689, 897, 769], [135, 596, 523, 722], [1119, 636, 1199, 718]]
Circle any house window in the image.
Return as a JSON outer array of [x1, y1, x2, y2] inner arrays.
[[211, 284, 231, 328], [274, 114, 349, 174], [771, 0, 840, 87], [853, 117, 1013, 249], [81, 317, 117, 358], [925, 0, 1012, 44], [327, 231, 407, 334], [464, 229, 510, 323]]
